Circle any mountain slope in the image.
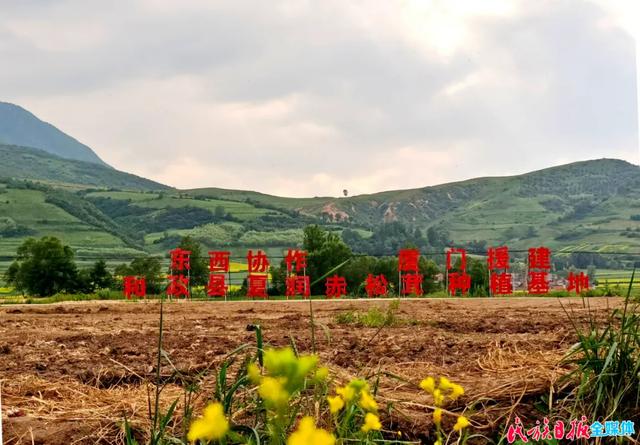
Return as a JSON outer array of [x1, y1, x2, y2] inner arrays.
[[0, 101, 108, 166], [0, 144, 169, 191]]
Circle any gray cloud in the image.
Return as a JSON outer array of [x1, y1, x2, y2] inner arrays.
[[0, 0, 637, 196]]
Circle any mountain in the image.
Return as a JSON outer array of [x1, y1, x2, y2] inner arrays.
[[0, 144, 168, 191], [0, 141, 639, 269], [187, 159, 640, 252], [0, 101, 108, 166]]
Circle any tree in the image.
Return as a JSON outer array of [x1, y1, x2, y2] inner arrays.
[[90, 259, 113, 289], [4, 237, 78, 296], [114, 256, 164, 294], [177, 236, 208, 286], [303, 225, 353, 295], [214, 205, 226, 220]]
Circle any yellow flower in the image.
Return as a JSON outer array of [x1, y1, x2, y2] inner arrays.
[[247, 362, 261, 384], [187, 402, 229, 443], [434, 440, 442, 445], [359, 390, 378, 412], [361, 412, 382, 432], [433, 389, 444, 406], [438, 376, 452, 391], [327, 395, 345, 414], [453, 415, 470, 432], [450, 383, 465, 400], [433, 408, 442, 425], [315, 366, 329, 381], [336, 385, 356, 402], [287, 416, 335, 445], [420, 377, 435, 394], [259, 376, 289, 407]]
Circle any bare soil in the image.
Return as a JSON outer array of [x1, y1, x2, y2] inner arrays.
[[0, 297, 622, 444]]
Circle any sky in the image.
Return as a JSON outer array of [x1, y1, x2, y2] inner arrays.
[[1, 0, 638, 197]]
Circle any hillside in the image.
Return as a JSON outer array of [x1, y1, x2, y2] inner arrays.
[[0, 101, 108, 166], [0, 144, 168, 191], [0, 152, 639, 273]]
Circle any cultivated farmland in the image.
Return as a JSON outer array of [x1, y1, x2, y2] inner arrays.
[[0, 297, 627, 444]]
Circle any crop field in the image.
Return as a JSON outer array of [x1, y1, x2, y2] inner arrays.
[[0, 297, 628, 444]]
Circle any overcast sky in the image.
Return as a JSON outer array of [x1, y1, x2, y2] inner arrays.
[[1, 0, 638, 197]]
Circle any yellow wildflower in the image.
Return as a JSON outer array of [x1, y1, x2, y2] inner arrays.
[[433, 408, 442, 425], [336, 385, 356, 402], [361, 412, 382, 433], [287, 416, 335, 445], [359, 390, 378, 412], [420, 377, 435, 394], [259, 376, 289, 407], [434, 440, 442, 445], [453, 415, 470, 432], [450, 383, 464, 400], [247, 362, 261, 384], [315, 366, 329, 381], [327, 395, 345, 414], [433, 388, 444, 406], [438, 376, 452, 391], [187, 402, 229, 443]]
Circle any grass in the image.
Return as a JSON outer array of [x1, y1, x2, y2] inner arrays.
[[558, 268, 640, 421], [334, 300, 419, 328]]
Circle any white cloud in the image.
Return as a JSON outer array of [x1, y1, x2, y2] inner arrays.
[[0, 0, 637, 197]]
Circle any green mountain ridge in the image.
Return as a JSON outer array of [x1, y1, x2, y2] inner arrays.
[[0, 144, 168, 191], [0, 101, 108, 166]]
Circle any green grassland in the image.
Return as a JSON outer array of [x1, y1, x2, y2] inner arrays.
[[1, 147, 639, 280]]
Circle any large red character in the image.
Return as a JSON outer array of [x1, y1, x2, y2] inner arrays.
[[170, 248, 191, 271], [398, 249, 420, 273], [285, 275, 310, 298], [528, 247, 551, 270], [446, 248, 467, 271], [528, 272, 549, 294], [167, 274, 189, 298], [487, 246, 510, 270], [247, 250, 270, 273], [325, 275, 347, 298], [567, 271, 589, 294], [448, 272, 471, 295], [365, 274, 388, 297], [209, 251, 230, 272], [207, 274, 227, 297], [285, 249, 307, 273], [490, 272, 513, 295], [123, 276, 146, 299], [401, 273, 423, 296], [247, 274, 268, 298]]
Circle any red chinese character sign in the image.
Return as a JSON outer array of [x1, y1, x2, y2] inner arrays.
[[247, 250, 269, 298], [168, 248, 191, 298], [528, 247, 551, 294], [487, 246, 512, 295], [398, 248, 422, 296], [284, 249, 309, 298], [446, 248, 470, 296], [325, 275, 347, 298], [567, 271, 589, 294], [167, 274, 189, 298], [123, 276, 146, 299], [207, 251, 230, 297], [365, 274, 387, 297]]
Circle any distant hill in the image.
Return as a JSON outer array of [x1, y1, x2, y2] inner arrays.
[[0, 101, 108, 166], [0, 144, 169, 191], [0, 140, 639, 269], [188, 159, 640, 252]]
